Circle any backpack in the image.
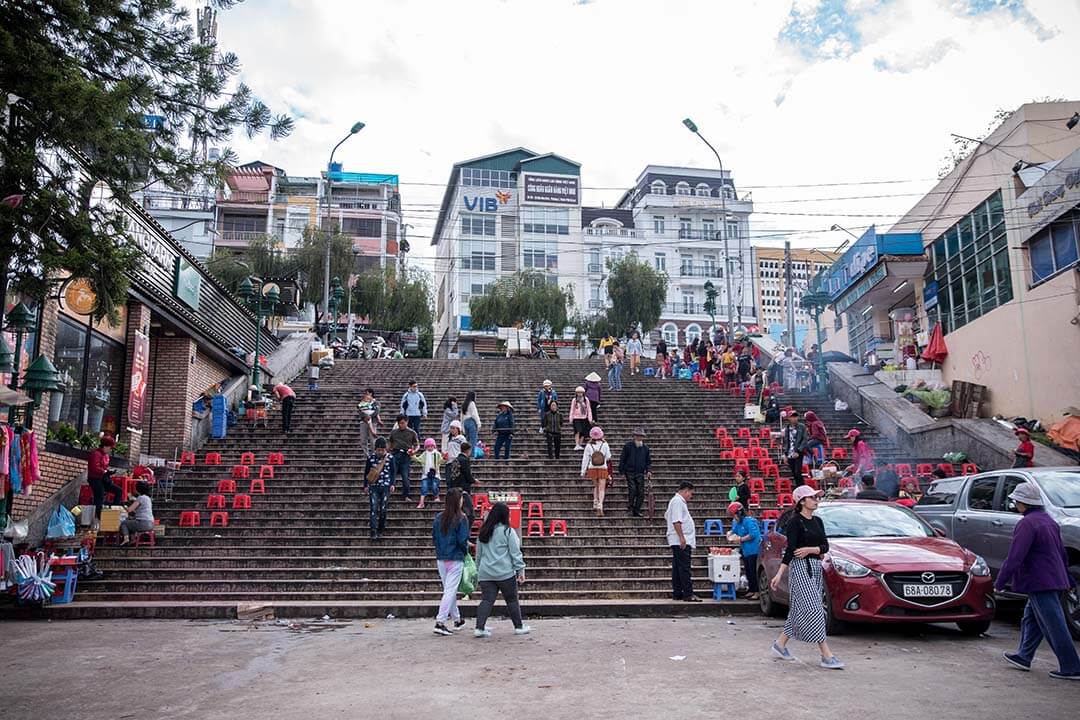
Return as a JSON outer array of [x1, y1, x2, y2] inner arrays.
[[590, 444, 605, 466]]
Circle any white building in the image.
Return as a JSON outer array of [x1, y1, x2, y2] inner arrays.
[[609, 165, 755, 347], [432, 148, 587, 358]]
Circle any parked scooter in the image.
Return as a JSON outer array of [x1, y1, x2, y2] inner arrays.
[[346, 337, 365, 359]]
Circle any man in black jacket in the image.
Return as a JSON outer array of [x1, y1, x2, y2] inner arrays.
[[619, 428, 652, 517], [855, 474, 889, 501], [782, 410, 809, 486]]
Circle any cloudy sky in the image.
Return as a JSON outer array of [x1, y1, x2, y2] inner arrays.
[[214, 0, 1079, 272]]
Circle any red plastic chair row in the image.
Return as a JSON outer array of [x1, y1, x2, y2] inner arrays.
[[525, 519, 568, 537]]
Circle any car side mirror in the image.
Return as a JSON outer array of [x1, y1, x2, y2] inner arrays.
[[933, 527, 946, 538]]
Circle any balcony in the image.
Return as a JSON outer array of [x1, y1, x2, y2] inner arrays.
[[588, 299, 604, 309], [636, 192, 753, 214], [219, 190, 271, 205], [679, 264, 723, 278], [584, 226, 636, 238], [218, 230, 267, 246], [587, 263, 602, 274], [141, 191, 214, 213]]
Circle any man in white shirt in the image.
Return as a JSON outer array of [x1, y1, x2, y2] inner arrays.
[[665, 481, 700, 602]]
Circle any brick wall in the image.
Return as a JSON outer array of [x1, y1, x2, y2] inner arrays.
[[11, 450, 86, 519], [145, 336, 230, 458]]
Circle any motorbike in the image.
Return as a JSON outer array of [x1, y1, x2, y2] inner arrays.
[[346, 338, 364, 359], [329, 339, 346, 359]]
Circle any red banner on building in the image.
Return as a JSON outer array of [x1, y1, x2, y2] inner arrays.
[[128, 330, 149, 427]]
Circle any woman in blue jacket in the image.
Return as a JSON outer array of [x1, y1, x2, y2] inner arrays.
[[728, 501, 762, 600], [432, 488, 470, 636], [493, 401, 515, 460]]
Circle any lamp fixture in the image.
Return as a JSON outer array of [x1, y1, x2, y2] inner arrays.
[[1067, 112, 1079, 130], [861, 304, 874, 316], [892, 280, 909, 294], [1012, 160, 1024, 174]]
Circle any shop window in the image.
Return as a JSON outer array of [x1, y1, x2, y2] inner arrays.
[[1029, 210, 1079, 285], [50, 316, 124, 437]]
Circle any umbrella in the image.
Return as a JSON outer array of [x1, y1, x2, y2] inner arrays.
[[921, 324, 948, 365]]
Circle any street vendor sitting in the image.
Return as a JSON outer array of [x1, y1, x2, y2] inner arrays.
[[120, 481, 155, 546]]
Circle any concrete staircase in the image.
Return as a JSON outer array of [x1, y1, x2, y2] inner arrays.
[[67, 358, 930, 619]]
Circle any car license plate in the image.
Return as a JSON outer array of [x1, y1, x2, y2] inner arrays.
[[903, 584, 953, 598]]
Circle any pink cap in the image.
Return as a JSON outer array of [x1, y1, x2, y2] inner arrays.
[[589, 426, 604, 440], [792, 485, 823, 504], [845, 428, 861, 440], [424, 438, 436, 449]]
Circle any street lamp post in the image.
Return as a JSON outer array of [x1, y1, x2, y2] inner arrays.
[[346, 249, 359, 344], [327, 276, 344, 343], [683, 118, 735, 338], [239, 277, 280, 389], [3, 302, 63, 425], [322, 121, 365, 339]]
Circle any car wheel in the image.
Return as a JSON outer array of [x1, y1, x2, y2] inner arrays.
[[956, 620, 992, 636], [1063, 565, 1080, 641], [824, 590, 848, 636], [759, 567, 784, 618]]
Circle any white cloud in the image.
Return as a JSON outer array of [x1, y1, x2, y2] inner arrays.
[[205, 0, 1078, 268]]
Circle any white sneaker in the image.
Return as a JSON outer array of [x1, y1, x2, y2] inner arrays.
[[514, 625, 532, 635], [574, 445, 584, 451], [473, 628, 492, 638]]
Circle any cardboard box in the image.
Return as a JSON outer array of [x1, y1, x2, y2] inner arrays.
[[310, 348, 332, 366], [99, 507, 125, 533]]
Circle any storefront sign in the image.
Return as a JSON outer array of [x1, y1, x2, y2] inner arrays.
[[462, 190, 512, 212], [62, 278, 98, 315], [523, 174, 579, 205], [174, 257, 202, 311], [128, 329, 149, 427], [130, 223, 172, 270], [923, 280, 939, 311], [1022, 150, 1080, 237]]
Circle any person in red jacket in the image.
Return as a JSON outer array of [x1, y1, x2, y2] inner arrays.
[[87, 435, 124, 518], [1013, 427, 1035, 468]]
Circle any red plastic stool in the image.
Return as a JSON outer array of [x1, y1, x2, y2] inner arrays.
[[231, 465, 250, 479], [526, 519, 545, 537], [204, 452, 222, 465], [831, 447, 848, 460], [470, 519, 482, 537], [937, 463, 956, 476], [206, 494, 226, 509], [748, 477, 766, 493], [961, 463, 978, 475], [775, 477, 793, 494], [719, 450, 735, 460], [267, 452, 285, 465], [239, 452, 256, 465], [733, 448, 749, 460], [232, 494, 252, 509], [179, 511, 201, 527], [737, 427, 751, 439], [217, 479, 237, 494], [720, 437, 734, 449], [549, 519, 568, 537], [209, 511, 229, 527], [526, 501, 544, 518], [777, 492, 794, 509], [249, 478, 266, 494], [473, 494, 491, 514], [258, 465, 275, 479], [805, 477, 820, 491], [748, 493, 761, 508], [838, 477, 854, 489], [761, 509, 781, 520], [748, 438, 760, 448], [759, 428, 771, 439], [895, 463, 913, 477], [180, 451, 196, 466], [734, 459, 750, 473], [762, 465, 780, 480], [714, 428, 727, 439], [133, 530, 156, 547], [916, 463, 934, 476]]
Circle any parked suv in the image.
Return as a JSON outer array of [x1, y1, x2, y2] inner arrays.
[[915, 468, 1080, 639]]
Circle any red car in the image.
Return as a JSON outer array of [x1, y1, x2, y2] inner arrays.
[[757, 500, 995, 635]]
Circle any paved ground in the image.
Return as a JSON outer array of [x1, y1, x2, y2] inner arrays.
[[1, 616, 1077, 719]]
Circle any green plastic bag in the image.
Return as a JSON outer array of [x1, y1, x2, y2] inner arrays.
[[728, 486, 739, 502], [458, 552, 477, 596]]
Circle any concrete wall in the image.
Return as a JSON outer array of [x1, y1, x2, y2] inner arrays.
[[828, 361, 1074, 471]]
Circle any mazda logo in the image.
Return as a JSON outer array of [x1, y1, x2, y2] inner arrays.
[[921, 572, 936, 584]]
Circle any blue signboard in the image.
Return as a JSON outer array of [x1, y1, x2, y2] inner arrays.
[[923, 280, 939, 311], [824, 226, 924, 302]]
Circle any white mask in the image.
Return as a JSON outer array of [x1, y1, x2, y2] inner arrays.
[[634, 440, 643, 447]]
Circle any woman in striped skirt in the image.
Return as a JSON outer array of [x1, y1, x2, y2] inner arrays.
[[769, 485, 844, 669]]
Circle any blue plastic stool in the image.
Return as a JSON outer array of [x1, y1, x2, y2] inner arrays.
[[644, 367, 655, 377], [713, 582, 737, 601], [703, 519, 724, 536]]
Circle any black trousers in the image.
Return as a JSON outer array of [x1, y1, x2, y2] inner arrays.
[[281, 396, 295, 432], [89, 473, 124, 517], [744, 553, 760, 592], [671, 545, 693, 599], [476, 577, 524, 630], [626, 473, 645, 513], [787, 456, 804, 486], [545, 432, 562, 459]]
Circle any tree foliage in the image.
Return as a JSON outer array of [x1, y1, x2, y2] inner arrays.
[[468, 270, 574, 337], [603, 253, 668, 337], [352, 266, 433, 334], [204, 234, 291, 295], [292, 227, 354, 315], [0, 0, 291, 319]]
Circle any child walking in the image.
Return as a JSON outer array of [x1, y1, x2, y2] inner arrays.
[[413, 438, 444, 509]]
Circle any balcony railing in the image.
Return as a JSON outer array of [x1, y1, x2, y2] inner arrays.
[[679, 265, 723, 278], [588, 299, 604, 309], [218, 230, 267, 245], [584, 226, 636, 238], [219, 190, 270, 204], [141, 191, 214, 213], [587, 263, 602, 274]]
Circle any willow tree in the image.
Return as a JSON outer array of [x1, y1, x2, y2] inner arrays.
[[469, 270, 573, 337]]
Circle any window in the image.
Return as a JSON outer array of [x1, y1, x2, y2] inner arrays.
[[722, 185, 734, 199], [653, 216, 665, 235], [676, 182, 691, 196], [967, 477, 999, 511], [662, 322, 678, 345], [678, 218, 692, 239], [461, 214, 495, 236], [523, 246, 558, 270], [846, 307, 873, 360], [51, 316, 124, 436], [727, 220, 740, 240], [462, 250, 495, 270], [685, 323, 702, 342], [470, 282, 493, 296], [1000, 475, 1027, 513], [1028, 209, 1079, 284], [680, 255, 693, 275], [702, 219, 715, 240], [522, 207, 569, 235], [695, 183, 711, 197], [461, 168, 516, 188], [651, 180, 666, 195], [338, 217, 382, 237], [682, 292, 696, 314], [654, 252, 667, 272], [928, 190, 1011, 333]]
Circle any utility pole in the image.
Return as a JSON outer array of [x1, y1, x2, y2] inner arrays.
[[784, 240, 795, 349]]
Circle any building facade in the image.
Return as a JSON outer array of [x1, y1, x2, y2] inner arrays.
[[215, 161, 405, 273], [432, 148, 586, 357], [611, 165, 755, 347], [753, 246, 836, 350], [822, 101, 1080, 424]]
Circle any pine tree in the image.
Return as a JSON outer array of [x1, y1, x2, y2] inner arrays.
[[0, 0, 292, 320]]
